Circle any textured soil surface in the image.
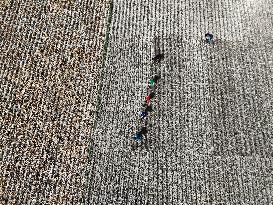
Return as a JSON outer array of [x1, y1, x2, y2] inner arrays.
[[1, 0, 273, 205], [1, 0, 111, 204], [87, 0, 273, 204]]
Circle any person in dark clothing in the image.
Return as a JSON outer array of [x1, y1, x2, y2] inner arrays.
[[142, 103, 148, 107], [205, 33, 213, 43], [149, 92, 155, 99], [139, 127, 147, 135], [132, 127, 147, 141], [152, 53, 164, 62], [153, 75, 160, 83], [145, 105, 152, 112]]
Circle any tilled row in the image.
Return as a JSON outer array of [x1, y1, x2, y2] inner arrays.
[[87, 0, 273, 204], [1, 0, 111, 204]]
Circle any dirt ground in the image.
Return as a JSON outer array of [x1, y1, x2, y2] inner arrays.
[[0, 0, 111, 204], [1, 0, 273, 204], [86, 0, 273, 204]]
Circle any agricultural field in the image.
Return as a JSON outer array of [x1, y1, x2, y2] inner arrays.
[[1, 0, 111, 204], [1, 0, 273, 204], [86, 0, 273, 204]]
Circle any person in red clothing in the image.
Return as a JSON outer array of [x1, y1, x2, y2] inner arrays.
[[145, 95, 151, 105], [145, 92, 155, 105]]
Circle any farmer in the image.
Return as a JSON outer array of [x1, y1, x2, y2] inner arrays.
[[139, 127, 148, 135], [148, 75, 160, 89], [148, 79, 156, 89], [152, 53, 164, 63], [149, 92, 155, 99], [153, 75, 160, 83], [132, 132, 142, 141], [145, 95, 151, 105], [140, 111, 148, 120], [145, 92, 155, 105], [205, 33, 213, 44], [145, 95, 151, 106], [145, 105, 152, 113]]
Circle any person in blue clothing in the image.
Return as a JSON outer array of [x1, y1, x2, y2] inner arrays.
[[132, 132, 142, 141], [132, 127, 147, 141], [140, 100, 154, 120], [140, 111, 148, 120], [205, 33, 213, 44]]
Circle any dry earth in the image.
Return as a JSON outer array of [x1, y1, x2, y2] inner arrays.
[[1, 0, 273, 205], [86, 0, 273, 204], [1, 0, 111, 204]]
